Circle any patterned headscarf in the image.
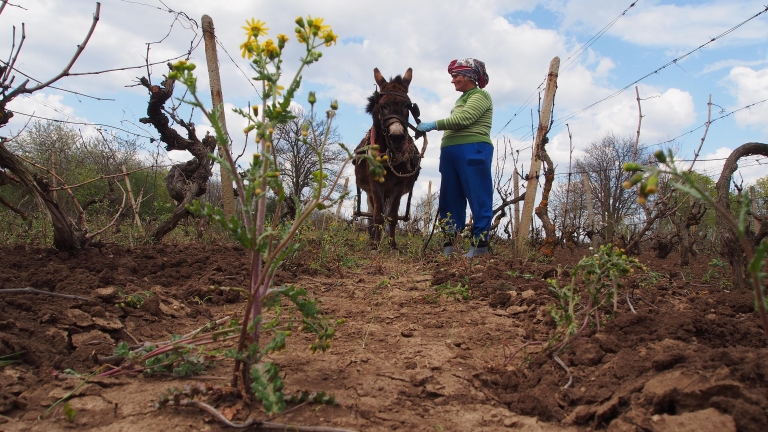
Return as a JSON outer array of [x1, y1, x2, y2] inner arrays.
[[447, 58, 489, 89]]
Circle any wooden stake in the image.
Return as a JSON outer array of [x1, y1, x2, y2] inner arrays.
[[335, 177, 349, 219], [583, 173, 595, 247], [634, 86, 642, 162], [202, 15, 236, 219], [425, 180, 432, 235], [513, 167, 520, 237], [122, 164, 143, 232], [517, 57, 560, 251]]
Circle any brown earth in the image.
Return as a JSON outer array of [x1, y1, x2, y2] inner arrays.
[[0, 241, 766, 431]]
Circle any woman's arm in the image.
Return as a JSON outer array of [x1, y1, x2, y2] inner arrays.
[[436, 91, 492, 130]]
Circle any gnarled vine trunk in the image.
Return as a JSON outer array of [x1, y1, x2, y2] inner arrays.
[[715, 142, 768, 290], [138, 74, 216, 243]]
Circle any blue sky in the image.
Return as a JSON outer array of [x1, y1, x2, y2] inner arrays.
[[3, 0, 767, 216]]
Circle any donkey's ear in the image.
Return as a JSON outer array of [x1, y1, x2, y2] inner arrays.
[[373, 68, 387, 87], [402, 68, 413, 86]]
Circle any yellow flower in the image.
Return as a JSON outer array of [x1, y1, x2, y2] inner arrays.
[[277, 33, 289, 44], [267, 83, 285, 96], [296, 28, 308, 43], [321, 29, 338, 47], [242, 18, 268, 40], [239, 39, 259, 59], [262, 38, 280, 59], [310, 16, 330, 36]]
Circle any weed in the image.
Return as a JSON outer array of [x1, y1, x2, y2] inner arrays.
[[545, 245, 644, 387], [62, 402, 76, 421], [116, 290, 153, 308], [506, 270, 519, 277], [522, 273, 535, 280], [164, 14, 360, 421], [0, 351, 23, 369], [640, 269, 667, 289], [702, 258, 728, 283], [425, 282, 470, 302]]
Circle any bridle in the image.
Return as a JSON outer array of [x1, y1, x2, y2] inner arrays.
[[375, 89, 426, 144], [368, 87, 428, 178]]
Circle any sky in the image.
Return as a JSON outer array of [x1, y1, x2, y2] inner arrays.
[[2, 0, 767, 219]]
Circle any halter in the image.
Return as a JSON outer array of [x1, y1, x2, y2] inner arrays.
[[375, 89, 425, 147]]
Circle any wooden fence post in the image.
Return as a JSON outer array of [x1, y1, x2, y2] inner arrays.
[[336, 177, 349, 219], [517, 57, 560, 252], [424, 180, 432, 235], [583, 173, 595, 247], [202, 15, 236, 218]]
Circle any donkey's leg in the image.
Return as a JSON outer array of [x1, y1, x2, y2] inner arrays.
[[371, 191, 385, 245], [388, 193, 404, 250]]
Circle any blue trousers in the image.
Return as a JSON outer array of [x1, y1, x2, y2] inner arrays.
[[438, 142, 494, 243]]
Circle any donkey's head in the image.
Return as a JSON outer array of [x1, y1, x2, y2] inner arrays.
[[366, 67, 413, 153]]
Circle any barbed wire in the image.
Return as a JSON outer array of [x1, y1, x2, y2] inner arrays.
[[545, 155, 766, 180], [560, 0, 640, 73], [8, 111, 157, 140], [637, 98, 768, 150], [550, 4, 768, 130], [494, 1, 640, 141]]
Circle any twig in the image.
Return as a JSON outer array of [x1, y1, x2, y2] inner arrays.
[[503, 341, 543, 366], [553, 355, 573, 389], [178, 399, 358, 431], [0, 287, 90, 301], [26, 3, 101, 93], [626, 293, 636, 314], [361, 312, 374, 349]]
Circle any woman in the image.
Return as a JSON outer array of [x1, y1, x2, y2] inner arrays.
[[417, 58, 493, 257]]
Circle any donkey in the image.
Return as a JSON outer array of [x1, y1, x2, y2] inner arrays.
[[354, 67, 421, 249]]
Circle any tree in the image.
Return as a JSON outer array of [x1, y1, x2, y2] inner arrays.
[[550, 180, 591, 245], [574, 133, 647, 243], [137, 72, 216, 243], [272, 107, 346, 218], [0, 2, 101, 250], [716, 143, 768, 290]]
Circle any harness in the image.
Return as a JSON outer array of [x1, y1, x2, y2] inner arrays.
[[352, 86, 429, 223]]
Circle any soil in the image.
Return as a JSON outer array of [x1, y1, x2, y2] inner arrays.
[[1, 241, 767, 431]]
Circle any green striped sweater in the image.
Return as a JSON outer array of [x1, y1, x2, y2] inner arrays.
[[435, 87, 493, 148]]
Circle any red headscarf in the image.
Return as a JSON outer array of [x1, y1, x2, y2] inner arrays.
[[447, 58, 489, 89]]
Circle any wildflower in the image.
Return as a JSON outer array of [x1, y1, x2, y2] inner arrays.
[[310, 16, 330, 36], [242, 18, 268, 40], [277, 33, 289, 49], [321, 29, 338, 47], [262, 38, 280, 59], [295, 27, 308, 43], [330, 100, 338, 110], [308, 91, 317, 105], [654, 150, 667, 164], [239, 39, 259, 59]]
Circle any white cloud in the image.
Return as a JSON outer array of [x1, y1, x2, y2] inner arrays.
[[556, 0, 768, 49], [695, 146, 766, 185], [5, 93, 92, 134], [726, 65, 768, 134]]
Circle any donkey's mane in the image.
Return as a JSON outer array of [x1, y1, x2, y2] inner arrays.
[[365, 74, 406, 115]]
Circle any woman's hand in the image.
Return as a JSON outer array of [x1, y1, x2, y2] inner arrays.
[[416, 121, 436, 132]]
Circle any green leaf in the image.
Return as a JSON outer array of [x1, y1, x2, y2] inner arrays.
[[250, 362, 286, 415]]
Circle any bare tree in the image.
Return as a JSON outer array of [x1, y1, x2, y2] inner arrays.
[[272, 108, 346, 218], [0, 3, 102, 250], [574, 133, 646, 243]]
